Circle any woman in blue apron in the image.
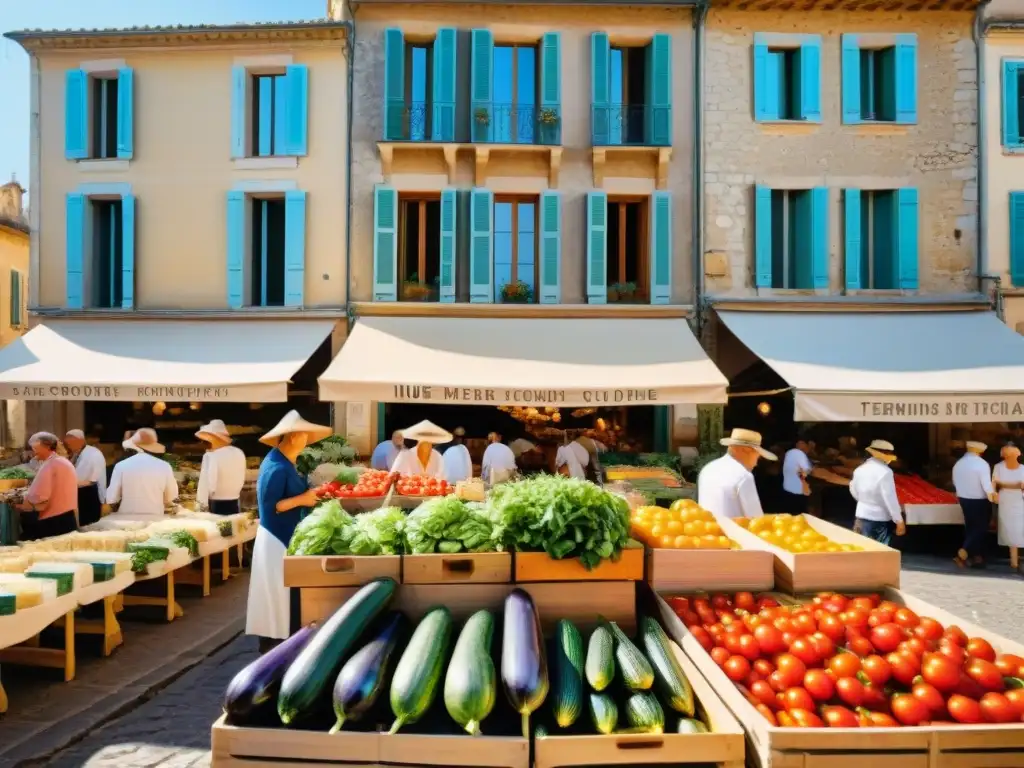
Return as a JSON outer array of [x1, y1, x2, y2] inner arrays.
[[245, 410, 330, 653]]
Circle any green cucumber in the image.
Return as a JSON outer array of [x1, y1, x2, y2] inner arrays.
[[585, 625, 615, 691], [551, 620, 584, 727], [444, 610, 496, 735], [624, 691, 664, 733], [389, 607, 453, 733], [589, 691, 618, 734], [675, 717, 708, 734], [640, 616, 694, 716], [604, 619, 654, 691]]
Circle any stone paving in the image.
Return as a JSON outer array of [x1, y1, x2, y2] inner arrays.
[[23, 553, 1024, 768]]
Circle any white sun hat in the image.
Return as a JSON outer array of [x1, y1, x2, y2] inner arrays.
[[196, 419, 232, 444], [966, 441, 987, 454], [866, 439, 897, 462], [259, 410, 333, 447], [720, 428, 777, 461], [122, 428, 165, 454], [400, 420, 454, 444]]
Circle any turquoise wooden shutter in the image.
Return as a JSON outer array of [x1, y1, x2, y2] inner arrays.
[[9, 271, 19, 326], [439, 188, 457, 302], [469, 188, 493, 303], [65, 193, 86, 308], [121, 194, 136, 308], [470, 30, 494, 142], [895, 187, 919, 289], [373, 185, 398, 301], [540, 33, 562, 145], [650, 190, 672, 304], [586, 191, 608, 304], [1010, 192, 1024, 287], [384, 29, 405, 141], [1004, 61, 1022, 147], [844, 189, 862, 289], [809, 187, 828, 289], [591, 32, 610, 144], [754, 185, 773, 288], [230, 66, 246, 158], [432, 28, 457, 142], [799, 37, 822, 122], [539, 190, 561, 304], [894, 34, 918, 125], [65, 70, 88, 160], [284, 190, 307, 306], [116, 68, 134, 159], [752, 35, 778, 122], [282, 65, 309, 156], [646, 33, 672, 145], [226, 191, 245, 308], [841, 36, 862, 124]]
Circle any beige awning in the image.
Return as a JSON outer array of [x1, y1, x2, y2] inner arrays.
[[719, 309, 1024, 422], [0, 319, 335, 402], [319, 316, 727, 406]]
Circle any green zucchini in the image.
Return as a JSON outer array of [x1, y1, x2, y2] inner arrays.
[[585, 626, 615, 691], [278, 577, 396, 725], [389, 607, 453, 733], [551, 620, 584, 727], [640, 616, 694, 716], [589, 691, 618, 734], [604, 620, 654, 691], [675, 717, 708, 734], [444, 610, 496, 735], [624, 691, 664, 733]]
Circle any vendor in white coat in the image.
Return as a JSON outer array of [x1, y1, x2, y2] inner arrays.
[[106, 428, 178, 518], [849, 439, 905, 546], [953, 440, 995, 569], [196, 420, 247, 516], [391, 421, 447, 478], [698, 428, 776, 519], [442, 427, 473, 484], [64, 429, 107, 527], [481, 432, 517, 484], [246, 411, 330, 653]]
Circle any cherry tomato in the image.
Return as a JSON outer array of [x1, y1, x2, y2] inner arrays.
[[776, 710, 796, 727], [829, 652, 861, 678], [937, 640, 967, 666], [868, 608, 895, 628], [724, 655, 752, 683], [809, 632, 836, 660], [711, 594, 732, 610], [848, 634, 875, 658], [921, 653, 961, 693], [966, 658, 1005, 692], [1004, 688, 1024, 718], [794, 612, 818, 635], [735, 591, 756, 612], [948, 694, 984, 724], [750, 680, 778, 709], [804, 669, 835, 702], [789, 708, 825, 727], [979, 692, 1018, 723], [860, 684, 890, 712], [849, 596, 876, 612], [691, 626, 714, 653], [860, 655, 892, 687], [870, 623, 906, 654], [724, 634, 745, 655], [782, 687, 816, 712], [996, 654, 1024, 678], [955, 672, 987, 700], [755, 703, 778, 725], [967, 637, 997, 663], [898, 638, 927, 658], [943, 625, 969, 647], [821, 705, 860, 728], [891, 694, 931, 726], [790, 637, 820, 667], [775, 654, 808, 687], [753, 659, 775, 678], [835, 676, 866, 708], [893, 608, 921, 630], [818, 614, 846, 642], [886, 652, 920, 686], [768, 670, 790, 693], [753, 624, 785, 655], [737, 634, 762, 662], [914, 617, 944, 643], [912, 682, 946, 716], [710, 647, 730, 667]]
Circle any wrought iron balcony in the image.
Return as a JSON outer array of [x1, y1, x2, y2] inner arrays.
[[591, 104, 672, 147], [382, 100, 456, 142], [471, 103, 561, 146]]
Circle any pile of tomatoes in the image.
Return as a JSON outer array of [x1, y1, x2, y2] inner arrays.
[[394, 474, 454, 497], [895, 474, 958, 506], [315, 469, 392, 499], [669, 591, 1024, 728]]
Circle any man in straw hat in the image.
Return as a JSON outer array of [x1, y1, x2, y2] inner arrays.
[[195, 419, 247, 516], [698, 428, 776, 519], [849, 440, 905, 546], [106, 428, 178, 518], [247, 411, 332, 652], [64, 429, 107, 527], [952, 441, 995, 568], [391, 420, 449, 478]]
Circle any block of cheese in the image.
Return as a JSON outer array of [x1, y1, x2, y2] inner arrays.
[[145, 518, 220, 542], [42, 551, 133, 577], [26, 561, 95, 593], [0, 591, 14, 615], [0, 554, 29, 573], [0, 573, 58, 603]]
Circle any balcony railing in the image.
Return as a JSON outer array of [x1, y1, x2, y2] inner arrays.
[[472, 103, 561, 146], [591, 104, 671, 147], [383, 101, 455, 142]]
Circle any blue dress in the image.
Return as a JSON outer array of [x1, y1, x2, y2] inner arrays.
[[256, 447, 311, 547]]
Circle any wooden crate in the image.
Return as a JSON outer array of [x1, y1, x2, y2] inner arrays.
[[402, 552, 511, 585], [212, 713, 379, 767], [533, 639, 745, 768], [646, 547, 774, 592], [654, 589, 1024, 767], [719, 515, 900, 593], [514, 543, 644, 582], [283, 555, 401, 588]]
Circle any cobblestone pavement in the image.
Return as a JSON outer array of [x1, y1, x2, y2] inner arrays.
[[29, 553, 1024, 768]]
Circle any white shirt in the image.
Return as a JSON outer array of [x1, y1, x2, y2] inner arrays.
[[555, 445, 586, 479], [568, 441, 590, 468], [782, 448, 812, 496], [391, 447, 444, 478], [481, 442, 517, 482], [197, 444, 247, 506], [952, 453, 994, 500], [73, 444, 107, 499], [371, 441, 400, 471], [442, 444, 473, 484], [106, 451, 179, 518], [698, 454, 764, 519], [849, 457, 902, 523]]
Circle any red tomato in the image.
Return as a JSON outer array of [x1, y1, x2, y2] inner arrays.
[[790, 709, 825, 728], [937, 640, 967, 666], [860, 711, 899, 727], [1004, 688, 1024, 718], [860, 684, 890, 712], [861, 655, 892, 687], [955, 672, 987, 700], [775, 654, 808, 687], [735, 591, 756, 611], [870, 623, 906, 654], [737, 634, 762, 662], [818, 614, 846, 642], [768, 670, 790, 693], [848, 634, 875, 658], [754, 624, 785, 655], [776, 710, 796, 727], [756, 703, 778, 725], [967, 637, 997, 663], [711, 594, 732, 610], [803, 669, 835, 702], [782, 687, 816, 712], [793, 612, 817, 635], [868, 608, 895, 628], [893, 608, 920, 630], [750, 680, 778, 709], [829, 652, 862, 678], [886, 652, 920, 686], [912, 682, 946, 716], [809, 632, 836, 660], [996, 654, 1024, 677], [979, 692, 1018, 723], [913, 618, 944, 643], [724, 655, 751, 683], [843, 609, 869, 629], [790, 637, 820, 667], [891, 694, 931, 726], [966, 658, 1005, 692], [948, 694, 984, 724], [835, 677, 866, 708], [710, 647, 731, 667], [943, 625, 969, 647], [849, 596, 876, 613], [821, 705, 859, 728], [691, 626, 714, 652], [898, 638, 927, 658], [753, 659, 775, 678]]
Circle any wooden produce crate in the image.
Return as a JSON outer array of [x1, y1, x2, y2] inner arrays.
[[283, 554, 401, 589], [533, 639, 745, 768], [719, 515, 900, 593], [212, 713, 379, 767], [514, 541, 644, 583], [646, 547, 774, 592], [402, 552, 511, 585], [655, 589, 1024, 767]]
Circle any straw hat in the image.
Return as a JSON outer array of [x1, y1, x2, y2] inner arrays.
[[966, 441, 987, 454], [720, 428, 777, 461], [196, 419, 232, 445], [400, 420, 453, 444], [259, 410, 333, 447], [122, 428, 165, 454], [866, 439, 897, 462]]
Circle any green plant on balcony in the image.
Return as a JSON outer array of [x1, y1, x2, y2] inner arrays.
[[538, 107, 560, 126], [607, 281, 637, 303], [474, 107, 491, 127], [500, 281, 533, 303]]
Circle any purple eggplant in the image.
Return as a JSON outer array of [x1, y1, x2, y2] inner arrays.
[[223, 624, 317, 725], [329, 612, 406, 734], [502, 589, 549, 738]]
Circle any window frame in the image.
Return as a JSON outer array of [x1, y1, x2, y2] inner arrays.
[[398, 192, 442, 300], [404, 38, 435, 141], [90, 197, 125, 309], [493, 193, 540, 302], [1003, 59, 1024, 150], [249, 194, 288, 307], [606, 195, 650, 300], [752, 33, 822, 124], [9, 269, 23, 328], [493, 43, 539, 144], [841, 33, 917, 126], [89, 74, 120, 160]]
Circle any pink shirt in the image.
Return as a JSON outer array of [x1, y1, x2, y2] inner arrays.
[[26, 455, 79, 519]]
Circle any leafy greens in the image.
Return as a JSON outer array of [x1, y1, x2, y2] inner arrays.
[[404, 496, 503, 554]]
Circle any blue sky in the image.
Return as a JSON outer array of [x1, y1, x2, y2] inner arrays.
[[0, 0, 326, 192]]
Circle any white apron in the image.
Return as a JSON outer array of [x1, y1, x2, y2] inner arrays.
[[246, 526, 290, 639], [995, 462, 1024, 548]]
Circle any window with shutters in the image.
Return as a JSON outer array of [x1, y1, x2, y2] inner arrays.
[[399, 196, 442, 301], [90, 76, 120, 159], [230, 64, 309, 159], [842, 187, 918, 291], [250, 197, 288, 307], [91, 199, 125, 308], [841, 35, 917, 126], [752, 34, 821, 123], [858, 48, 896, 122], [592, 33, 671, 147], [1002, 60, 1024, 148], [384, 29, 457, 142], [64, 66, 133, 162], [768, 190, 815, 289], [402, 42, 435, 141], [251, 73, 287, 157], [855, 190, 898, 289], [606, 198, 648, 302], [494, 196, 538, 303], [1010, 192, 1024, 287], [9, 270, 23, 328], [492, 45, 538, 144], [608, 47, 649, 144]]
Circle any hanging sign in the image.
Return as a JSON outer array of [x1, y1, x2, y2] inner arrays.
[[796, 392, 1024, 423]]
